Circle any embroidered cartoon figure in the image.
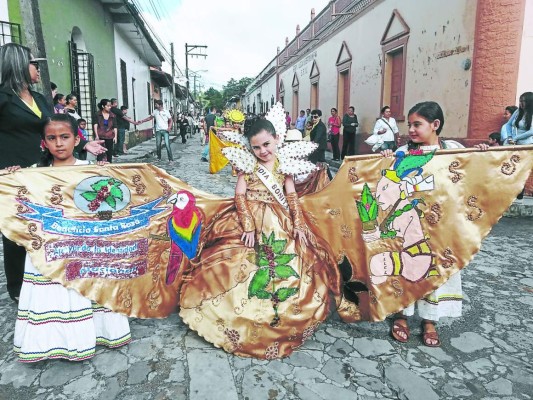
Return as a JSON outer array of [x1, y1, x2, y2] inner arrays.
[[165, 190, 202, 285], [357, 151, 439, 284]]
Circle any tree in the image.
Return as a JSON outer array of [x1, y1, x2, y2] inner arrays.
[[222, 77, 253, 103], [203, 87, 224, 112]]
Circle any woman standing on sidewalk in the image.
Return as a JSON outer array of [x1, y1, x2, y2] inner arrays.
[[327, 108, 341, 161], [93, 98, 117, 163]]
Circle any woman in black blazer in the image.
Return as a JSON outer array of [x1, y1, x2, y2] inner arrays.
[[0, 43, 104, 302]]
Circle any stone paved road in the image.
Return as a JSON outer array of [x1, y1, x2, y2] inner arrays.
[[1, 133, 532, 399]]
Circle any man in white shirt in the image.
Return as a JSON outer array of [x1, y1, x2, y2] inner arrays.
[[138, 100, 174, 162], [373, 105, 399, 151]]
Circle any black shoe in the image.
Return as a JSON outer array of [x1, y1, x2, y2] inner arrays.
[[9, 295, 19, 304], [201, 157, 208, 162], [182, 139, 187, 144]]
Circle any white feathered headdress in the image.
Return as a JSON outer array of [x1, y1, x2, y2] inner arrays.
[[220, 102, 318, 175]]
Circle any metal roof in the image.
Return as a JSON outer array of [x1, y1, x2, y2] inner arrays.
[[99, 0, 165, 66]]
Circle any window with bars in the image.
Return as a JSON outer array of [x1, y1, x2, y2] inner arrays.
[[120, 60, 128, 107], [0, 20, 21, 45]]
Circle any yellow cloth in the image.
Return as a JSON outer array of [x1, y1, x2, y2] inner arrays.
[[208, 128, 243, 174], [208, 128, 230, 174], [0, 146, 531, 357]]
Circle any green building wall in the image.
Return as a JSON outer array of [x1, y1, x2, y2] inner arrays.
[[37, 0, 118, 99]]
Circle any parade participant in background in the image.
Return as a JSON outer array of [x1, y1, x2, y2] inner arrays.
[[179, 113, 189, 144], [201, 106, 217, 162], [64, 94, 82, 122], [137, 100, 174, 163], [2, 114, 131, 362], [285, 111, 291, 129], [180, 105, 341, 358], [93, 98, 117, 163], [504, 105, 518, 122], [309, 109, 332, 179], [0, 42, 105, 304], [373, 105, 399, 151], [501, 92, 533, 145], [341, 106, 358, 158], [53, 93, 65, 114], [500, 92, 533, 201], [110, 98, 136, 157], [488, 132, 501, 146], [380, 101, 487, 347], [327, 107, 341, 161], [295, 110, 306, 134]]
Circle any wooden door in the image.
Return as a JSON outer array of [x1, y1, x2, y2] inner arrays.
[[311, 83, 319, 109], [390, 49, 403, 118], [292, 91, 299, 122], [341, 70, 350, 116]]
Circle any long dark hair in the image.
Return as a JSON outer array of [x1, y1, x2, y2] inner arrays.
[[245, 119, 277, 140], [39, 114, 79, 166], [515, 92, 533, 131], [407, 101, 445, 150], [0, 43, 33, 94]]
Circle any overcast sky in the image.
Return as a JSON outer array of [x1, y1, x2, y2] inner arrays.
[[138, 0, 330, 90]]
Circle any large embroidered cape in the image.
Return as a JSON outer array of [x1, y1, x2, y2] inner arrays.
[[0, 146, 531, 321]]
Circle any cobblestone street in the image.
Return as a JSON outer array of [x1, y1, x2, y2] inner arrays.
[[1, 134, 532, 400]]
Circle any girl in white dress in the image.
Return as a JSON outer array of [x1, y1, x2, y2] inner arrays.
[[381, 101, 487, 347], [7, 114, 131, 362]]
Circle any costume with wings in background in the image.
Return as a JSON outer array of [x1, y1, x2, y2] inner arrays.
[[0, 103, 532, 359]]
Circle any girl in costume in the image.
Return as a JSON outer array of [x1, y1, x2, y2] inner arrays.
[[179, 103, 341, 359], [380, 101, 465, 347], [7, 114, 131, 362]]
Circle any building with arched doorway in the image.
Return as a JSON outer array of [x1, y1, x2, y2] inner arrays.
[[3, 0, 165, 133], [243, 0, 532, 148]]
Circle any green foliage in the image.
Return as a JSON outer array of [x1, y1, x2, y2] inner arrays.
[[356, 183, 378, 223], [275, 287, 299, 302], [274, 265, 299, 279], [81, 191, 97, 202], [248, 268, 270, 298]]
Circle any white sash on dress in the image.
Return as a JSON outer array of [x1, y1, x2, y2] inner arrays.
[[255, 165, 288, 209]]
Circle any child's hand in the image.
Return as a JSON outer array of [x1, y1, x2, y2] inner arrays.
[[241, 231, 255, 248], [294, 229, 308, 246], [0, 165, 21, 175], [96, 161, 108, 166], [474, 143, 490, 151], [7, 165, 21, 173], [380, 149, 394, 157]]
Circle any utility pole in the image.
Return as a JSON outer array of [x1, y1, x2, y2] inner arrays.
[[185, 43, 207, 115], [170, 43, 177, 136]]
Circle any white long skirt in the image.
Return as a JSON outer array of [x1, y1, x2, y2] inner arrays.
[[14, 255, 131, 362], [402, 272, 462, 321]]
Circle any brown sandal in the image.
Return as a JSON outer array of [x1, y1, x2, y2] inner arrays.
[[422, 320, 441, 347], [391, 317, 410, 343]]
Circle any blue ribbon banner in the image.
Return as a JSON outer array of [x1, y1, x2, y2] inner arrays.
[[20, 197, 166, 237]]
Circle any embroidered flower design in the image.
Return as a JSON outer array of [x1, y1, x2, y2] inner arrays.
[[248, 232, 299, 327], [265, 341, 280, 360]]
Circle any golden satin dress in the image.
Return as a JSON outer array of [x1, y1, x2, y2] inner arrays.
[[179, 170, 341, 359]]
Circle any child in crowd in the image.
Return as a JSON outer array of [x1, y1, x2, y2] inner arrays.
[[5, 114, 131, 362], [488, 132, 501, 146]]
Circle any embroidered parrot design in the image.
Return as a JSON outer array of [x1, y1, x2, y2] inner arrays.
[[165, 190, 202, 285]]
